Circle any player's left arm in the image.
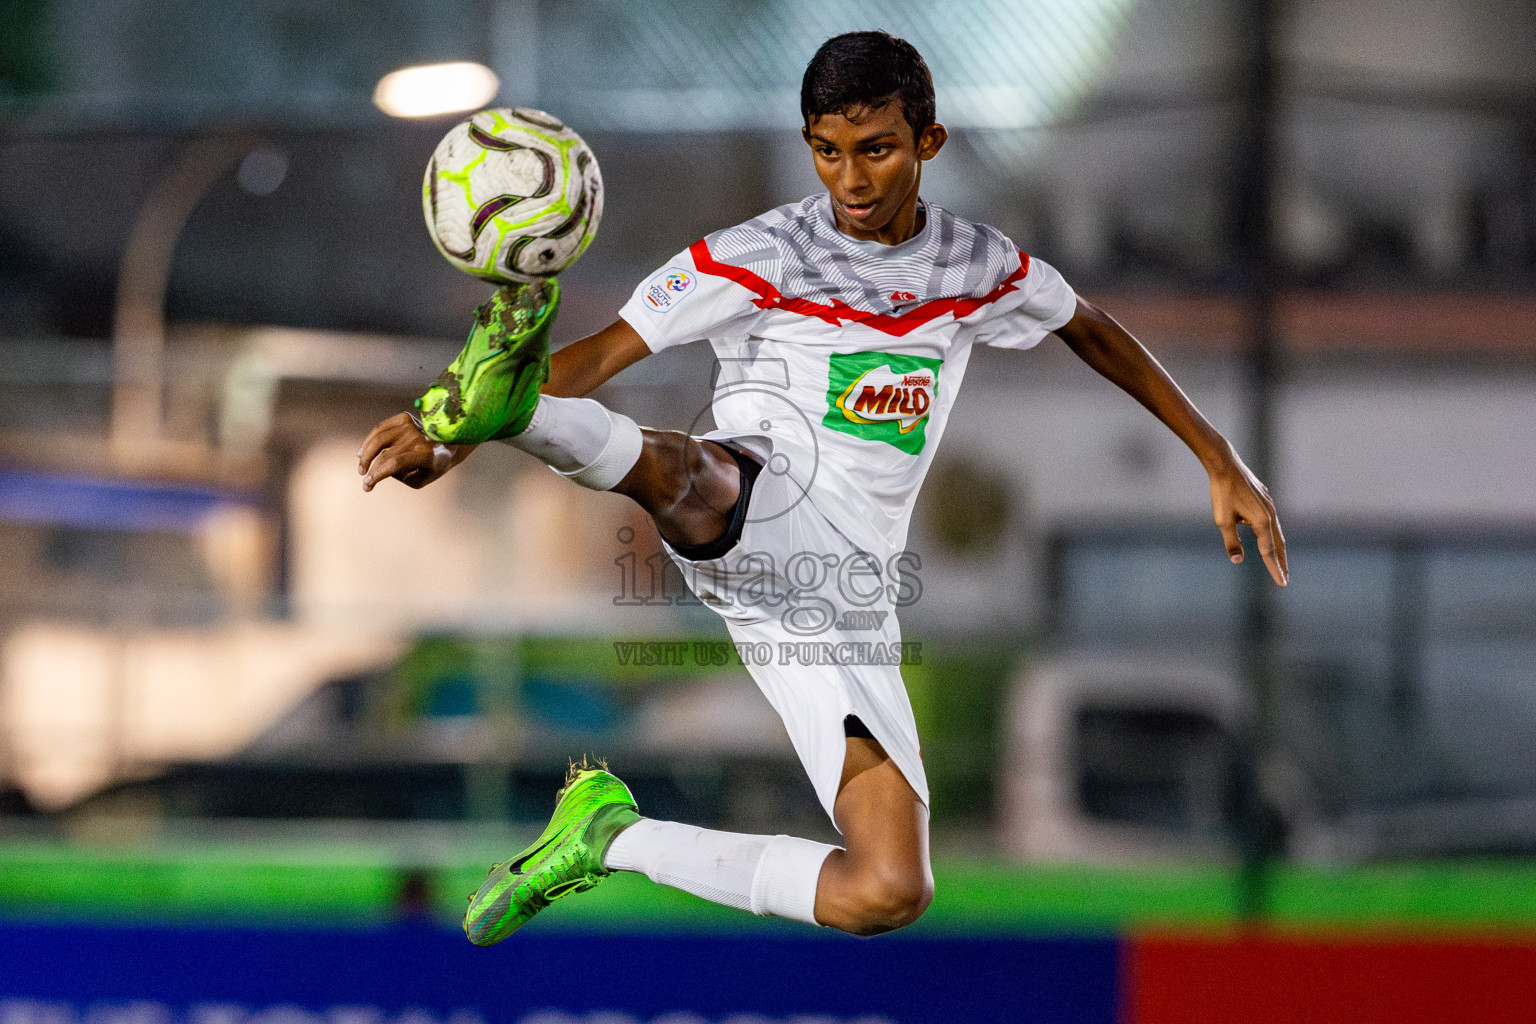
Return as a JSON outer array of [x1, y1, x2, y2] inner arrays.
[[1052, 296, 1288, 587], [544, 316, 651, 397]]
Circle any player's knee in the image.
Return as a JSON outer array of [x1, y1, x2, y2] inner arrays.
[[843, 862, 932, 936]]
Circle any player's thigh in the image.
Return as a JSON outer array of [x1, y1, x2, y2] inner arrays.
[[619, 429, 737, 521], [833, 735, 931, 877]]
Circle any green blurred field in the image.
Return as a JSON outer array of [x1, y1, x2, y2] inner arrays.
[[4, 839, 1536, 935]]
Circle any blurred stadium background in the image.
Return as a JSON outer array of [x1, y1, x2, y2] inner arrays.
[[2, 0, 1536, 1020]]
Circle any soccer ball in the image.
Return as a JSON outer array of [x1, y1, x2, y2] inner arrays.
[[422, 107, 603, 284]]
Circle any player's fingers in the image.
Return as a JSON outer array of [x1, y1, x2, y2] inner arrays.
[[365, 431, 444, 490], [358, 427, 396, 473], [1249, 509, 1285, 587], [1274, 514, 1289, 578], [1210, 486, 1244, 563], [1238, 485, 1288, 586], [1217, 515, 1244, 564], [357, 413, 415, 472], [362, 450, 404, 492], [1264, 508, 1289, 587]]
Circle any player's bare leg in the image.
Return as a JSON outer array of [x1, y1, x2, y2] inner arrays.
[[609, 442, 935, 935], [602, 436, 936, 935], [611, 430, 743, 550], [813, 732, 932, 935]]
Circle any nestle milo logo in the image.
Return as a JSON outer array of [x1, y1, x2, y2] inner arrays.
[[822, 350, 942, 454]]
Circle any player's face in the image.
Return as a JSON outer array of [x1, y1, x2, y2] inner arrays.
[[803, 102, 947, 243]]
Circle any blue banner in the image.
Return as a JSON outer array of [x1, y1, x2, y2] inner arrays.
[[0, 921, 1119, 1024], [0, 471, 256, 533]]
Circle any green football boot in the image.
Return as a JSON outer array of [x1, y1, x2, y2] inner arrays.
[[415, 279, 559, 444], [463, 762, 641, 946]]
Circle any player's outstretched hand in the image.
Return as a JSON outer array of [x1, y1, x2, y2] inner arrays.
[[1207, 449, 1288, 587], [358, 412, 467, 491]]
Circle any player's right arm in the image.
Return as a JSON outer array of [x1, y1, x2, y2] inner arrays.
[[357, 317, 651, 490]]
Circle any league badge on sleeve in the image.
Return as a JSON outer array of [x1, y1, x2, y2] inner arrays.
[[642, 267, 696, 313]]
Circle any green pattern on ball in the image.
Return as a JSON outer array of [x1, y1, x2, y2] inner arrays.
[[423, 108, 603, 285]]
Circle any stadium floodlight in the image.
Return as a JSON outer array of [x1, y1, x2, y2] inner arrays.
[[373, 62, 500, 118]]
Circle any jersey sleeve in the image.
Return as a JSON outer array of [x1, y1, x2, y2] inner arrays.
[[970, 254, 1079, 351], [618, 243, 765, 353]]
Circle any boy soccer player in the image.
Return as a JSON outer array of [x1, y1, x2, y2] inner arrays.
[[357, 31, 1287, 940]]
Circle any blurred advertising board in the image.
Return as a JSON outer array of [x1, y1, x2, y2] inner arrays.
[[0, 922, 1118, 1024]]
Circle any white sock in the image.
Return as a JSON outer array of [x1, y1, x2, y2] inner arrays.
[[499, 395, 642, 491], [603, 818, 835, 925]]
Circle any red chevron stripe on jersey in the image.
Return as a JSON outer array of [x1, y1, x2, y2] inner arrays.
[[688, 238, 1033, 338]]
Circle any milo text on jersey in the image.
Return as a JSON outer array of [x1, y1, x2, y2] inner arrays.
[[619, 194, 1077, 562]]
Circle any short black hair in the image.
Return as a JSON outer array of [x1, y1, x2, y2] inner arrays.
[[801, 31, 936, 139]]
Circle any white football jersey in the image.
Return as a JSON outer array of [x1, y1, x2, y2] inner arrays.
[[619, 194, 1077, 560]]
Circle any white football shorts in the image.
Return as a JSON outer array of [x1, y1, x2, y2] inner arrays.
[[663, 432, 929, 826]]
